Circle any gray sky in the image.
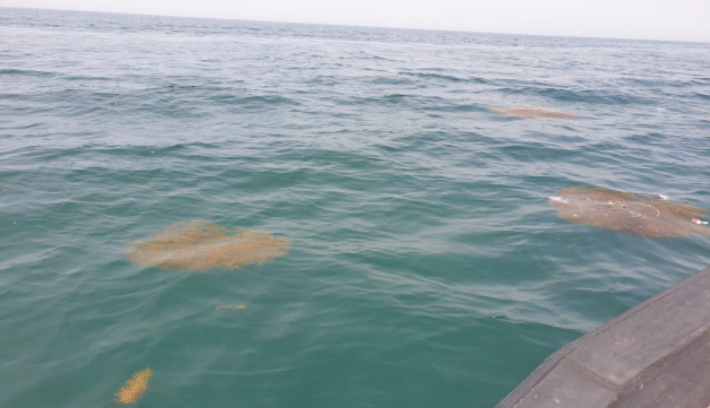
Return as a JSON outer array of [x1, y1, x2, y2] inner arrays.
[[4, 0, 710, 42]]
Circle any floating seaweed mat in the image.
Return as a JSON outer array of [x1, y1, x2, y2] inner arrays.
[[116, 367, 153, 404], [490, 105, 577, 119], [546, 186, 710, 239], [126, 221, 292, 271]]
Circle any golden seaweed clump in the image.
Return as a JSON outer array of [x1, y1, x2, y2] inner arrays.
[[547, 186, 710, 239], [126, 221, 292, 271], [490, 105, 578, 119], [116, 368, 153, 404]]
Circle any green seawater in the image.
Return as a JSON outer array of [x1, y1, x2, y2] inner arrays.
[[1, 7, 709, 408]]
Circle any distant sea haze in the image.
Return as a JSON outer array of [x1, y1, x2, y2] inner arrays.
[[1, 7, 709, 408]]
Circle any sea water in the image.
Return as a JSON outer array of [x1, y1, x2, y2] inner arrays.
[[1, 7, 709, 407]]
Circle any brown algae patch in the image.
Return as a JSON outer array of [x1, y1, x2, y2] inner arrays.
[[116, 367, 153, 404], [126, 221, 292, 271], [546, 186, 709, 239], [490, 105, 578, 119]]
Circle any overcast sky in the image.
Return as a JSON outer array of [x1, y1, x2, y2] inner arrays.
[[4, 0, 710, 43]]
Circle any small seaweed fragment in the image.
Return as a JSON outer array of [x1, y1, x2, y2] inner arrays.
[[126, 221, 292, 272], [547, 186, 710, 239], [490, 105, 577, 119], [215, 305, 246, 311], [116, 367, 153, 404]]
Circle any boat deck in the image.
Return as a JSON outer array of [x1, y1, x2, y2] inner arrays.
[[495, 265, 710, 408]]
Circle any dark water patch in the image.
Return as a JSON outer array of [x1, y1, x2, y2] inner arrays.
[[1, 121, 46, 130], [20, 144, 201, 166], [305, 75, 340, 85], [382, 94, 409, 102], [335, 93, 447, 108], [120, 96, 212, 118], [425, 103, 487, 113], [499, 142, 580, 166], [64, 74, 118, 82], [622, 132, 672, 148], [0, 93, 24, 100], [333, 94, 400, 106], [399, 71, 487, 84], [619, 77, 704, 89], [208, 94, 300, 107], [0, 68, 56, 78], [496, 85, 641, 105]]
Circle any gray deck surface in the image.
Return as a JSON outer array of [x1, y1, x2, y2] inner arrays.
[[495, 265, 710, 408]]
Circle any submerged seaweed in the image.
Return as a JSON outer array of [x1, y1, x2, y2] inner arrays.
[[490, 105, 577, 119], [126, 221, 292, 271], [116, 368, 153, 404], [547, 186, 709, 239], [215, 305, 246, 311]]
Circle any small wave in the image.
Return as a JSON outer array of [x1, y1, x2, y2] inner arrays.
[[210, 94, 300, 106], [498, 86, 637, 105], [426, 104, 486, 113], [399, 72, 486, 84], [63, 75, 114, 82], [371, 77, 415, 85], [0, 68, 55, 78]]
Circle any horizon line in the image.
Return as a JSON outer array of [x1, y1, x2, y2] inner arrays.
[[4, 5, 709, 45]]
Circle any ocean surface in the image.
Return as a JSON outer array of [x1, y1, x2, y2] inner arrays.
[[1, 7, 709, 407]]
